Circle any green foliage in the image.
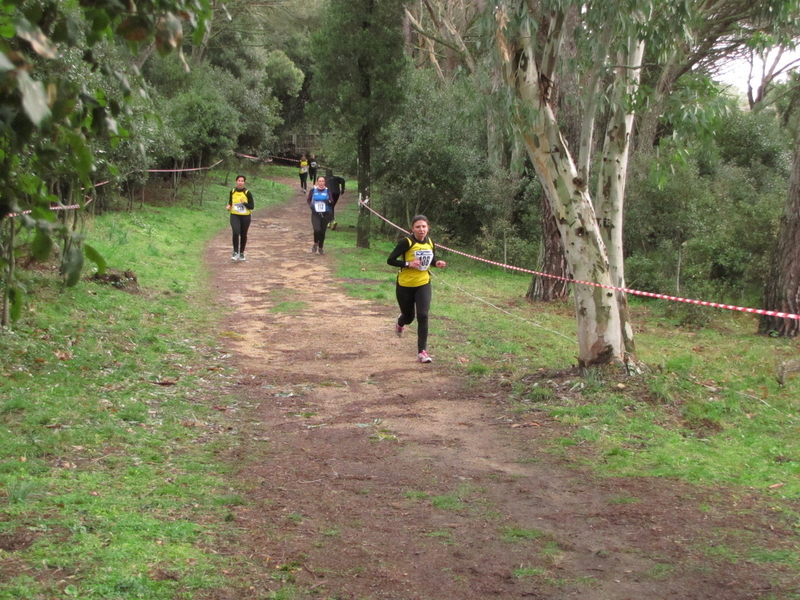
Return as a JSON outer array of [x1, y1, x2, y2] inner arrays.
[[311, 0, 406, 129], [1, 0, 211, 323], [625, 107, 789, 305], [311, 0, 407, 210], [264, 50, 305, 99], [164, 69, 242, 163], [376, 71, 489, 234], [471, 173, 543, 267], [713, 109, 792, 174]]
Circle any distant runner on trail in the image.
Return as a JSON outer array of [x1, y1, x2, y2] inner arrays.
[[307, 176, 334, 255], [386, 215, 447, 363], [308, 154, 318, 185], [226, 175, 254, 262], [299, 154, 309, 193], [324, 169, 346, 230]]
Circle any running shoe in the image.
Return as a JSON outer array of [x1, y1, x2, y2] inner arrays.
[[231, 252, 239, 261], [239, 253, 246, 261], [395, 318, 405, 337], [318, 248, 325, 255], [418, 350, 433, 363], [311, 243, 318, 253]]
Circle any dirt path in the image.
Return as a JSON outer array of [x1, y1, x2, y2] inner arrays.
[[203, 178, 797, 600]]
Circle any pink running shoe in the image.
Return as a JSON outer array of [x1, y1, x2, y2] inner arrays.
[[418, 350, 432, 363]]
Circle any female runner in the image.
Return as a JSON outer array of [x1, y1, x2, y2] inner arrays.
[[307, 176, 333, 255], [226, 175, 254, 261], [386, 215, 447, 363]]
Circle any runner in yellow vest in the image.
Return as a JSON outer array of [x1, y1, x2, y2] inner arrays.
[[299, 154, 309, 193], [226, 175, 254, 261], [386, 215, 447, 363]]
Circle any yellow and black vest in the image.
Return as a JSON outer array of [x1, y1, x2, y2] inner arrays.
[[398, 237, 435, 287], [229, 189, 252, 216]]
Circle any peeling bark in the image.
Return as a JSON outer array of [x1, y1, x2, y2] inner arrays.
[[596, 37, 645, 357], [496, 5, 625, 365], [759, 141, 800, 337]]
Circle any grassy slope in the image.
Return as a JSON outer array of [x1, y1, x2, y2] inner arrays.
[[0, 167, 293, 599]]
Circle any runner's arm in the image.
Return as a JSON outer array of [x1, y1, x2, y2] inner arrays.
[[387, 239, 411, 268]]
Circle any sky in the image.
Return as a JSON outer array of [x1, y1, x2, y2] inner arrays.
[[713, 49, 800, 92]]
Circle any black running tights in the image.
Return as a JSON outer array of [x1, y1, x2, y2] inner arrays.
[[396, 282, 432, 352], [230, 214, 251, 254]]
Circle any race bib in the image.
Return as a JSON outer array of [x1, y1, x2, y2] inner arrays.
[[414, 249, 434, 271], [314, 201, 327, 213], [233, 203, 247, 214]]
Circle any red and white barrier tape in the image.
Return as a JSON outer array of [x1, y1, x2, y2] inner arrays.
[[264, 155, 332, 172], [6, 197, 96, 219], [147, 159, 223, 173], [358, 199, 800, 322], [234, 153, 272, 162], [5, 159, 224, 218]]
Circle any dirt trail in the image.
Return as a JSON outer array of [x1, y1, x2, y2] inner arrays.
[[203, 178, 796, 600]]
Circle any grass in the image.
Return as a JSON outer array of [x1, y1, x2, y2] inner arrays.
[[500, 526, 548, 542], [0, 171, 293, 599], [513, 565, 546, 578]]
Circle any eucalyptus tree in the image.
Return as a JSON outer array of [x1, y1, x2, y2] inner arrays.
[[0, 0, 210, 324], [489, 0, 658, 366], [632, 0, 793, 154], [759, 72, 800, 337], [311, 0, 406, 248]]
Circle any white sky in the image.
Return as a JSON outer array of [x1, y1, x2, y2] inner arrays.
[[713, 49, 800, 92]]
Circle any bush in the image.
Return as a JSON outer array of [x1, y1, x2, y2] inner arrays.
[[625, 115, 788, 308]]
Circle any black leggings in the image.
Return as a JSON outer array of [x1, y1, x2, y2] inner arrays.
[[396, 282, 432, 352], [299, 172, 308, 189], [330, 192, 340, 221], [230, 214, 251, 254], [311, 211, 333, 246]]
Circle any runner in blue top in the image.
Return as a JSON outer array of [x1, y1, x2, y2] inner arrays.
[[306, 176, 333, 255]]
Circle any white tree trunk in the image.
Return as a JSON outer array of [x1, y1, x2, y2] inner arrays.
[[596, 37, 645, 355], [497, 19, 624, 365]]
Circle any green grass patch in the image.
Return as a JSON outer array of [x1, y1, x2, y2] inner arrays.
[[513, 565, 546, 578], [430, 494, 464, 511], [0, 173, 294, 599], [270, 301, 308, 313], [500, 526, 548, 542], [404, 489, 429, 500]]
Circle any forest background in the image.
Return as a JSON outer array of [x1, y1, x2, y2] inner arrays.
[[3, 0, 800, 350], [3, 1, 800, 598]]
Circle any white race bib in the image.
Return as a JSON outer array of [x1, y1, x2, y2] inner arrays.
[[233, 203, 247, 214], [314, 201, 327, 213], [415, 249, 434, 271]]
